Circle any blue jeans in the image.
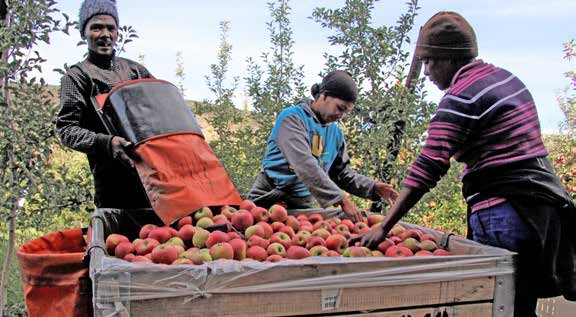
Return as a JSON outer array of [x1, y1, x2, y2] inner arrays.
[[470, 202, 538, 317]]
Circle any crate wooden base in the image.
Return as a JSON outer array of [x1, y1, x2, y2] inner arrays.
[[340, 303, 492, 317], [126, 277, 494, 317]]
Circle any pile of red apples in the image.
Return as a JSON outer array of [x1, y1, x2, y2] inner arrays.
[[105, 200, 451, 265]]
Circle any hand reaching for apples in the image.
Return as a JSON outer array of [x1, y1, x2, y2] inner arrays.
[[374, 182, 398, 205], [339, 196, 363, 223], [349, 223, 388, 249]]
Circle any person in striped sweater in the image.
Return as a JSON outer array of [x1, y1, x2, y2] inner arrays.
[[352, 12, 575, 317]]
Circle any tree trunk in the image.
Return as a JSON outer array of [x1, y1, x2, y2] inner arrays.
[[0, 0, 8, 107], [0, 202, 18, 317], [370, 44, 422, 213]]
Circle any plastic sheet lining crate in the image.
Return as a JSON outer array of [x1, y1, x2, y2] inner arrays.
[[88, 208, 515, 317]]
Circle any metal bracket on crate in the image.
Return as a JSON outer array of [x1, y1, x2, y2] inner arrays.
[[438, 232, 454, 250]]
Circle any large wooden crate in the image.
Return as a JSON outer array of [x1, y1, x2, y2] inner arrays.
[[88, 209, 515, 317]]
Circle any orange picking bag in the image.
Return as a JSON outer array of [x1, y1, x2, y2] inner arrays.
[[16, 228, 92, 317], [96, 79, 242, 224]]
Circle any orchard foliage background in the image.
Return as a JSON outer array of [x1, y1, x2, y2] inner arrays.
[[0, 0, 574, 315]]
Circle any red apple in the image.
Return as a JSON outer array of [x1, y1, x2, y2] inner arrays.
[[245, 225, 265, 238], [308, 213, 323, 224], [227, 231, 241, 240], [133, 238, 160, 256], [257, 222, 273, 239], [421, 234, 436, 243], [433, 249, 452, 256], [115, 241, 134, 259], [420, 240, 438, 252], [220, 206, 237, 220], [286, 246, 311, 259], [177, 224, 196, 246], [196, 217, 215, 229], [341, 219, 354, 231], [132, 255, 152, 263], [190, 249, 212, 264], [213, 214, 229, 225], [105, 234, 129, 254], [194, 206, 213, 221], [321, 250, 341, 257], [270, 232, 291, 249], [271, 222, 285, 232], [177, 216, 193, 229], [247, 235, 270, 249], [228, 238, 247, 260], [400, 229, 421, 241], [166, 237, 185, 248], [309, 245, 329, 256], [385, 246, 413, 257], [267, 242, 287, 256], [279, 225, 295, 238], [335, 224, 350, 233], [376, 238, 395, 254], [299, 224, 314, 233], [312, 228, 330, 240], [353, 222, 369, 234], [367, 214, 385, 227], [325, 234, 348, 254], [250, 207, 269, 223], [296, 214, 309, 222], [151, 244, 180, 264], [231, 209, 254, 231], [148, 227, 173, 243], [415, 250, 434, 256], [291, 232, 310, 247], [268, 204, 288, 223], [246, 246, 268, 261], [266, 254, 284, 262], [305, 236, 326, 249], [313, 220, 330, 231], [285, 216, 300, 231], [389, 224, 406, 237], [172, 258, 193, 265], [239, 199, 257, 211], [205, 230, 230, 248], [343, 246, 370, 257], [178, 249, 197, 260], [389, 236, 403, 244], [192, 227, 210, 248], [210, 242, 234, 260], [139, 224, 157, 239]]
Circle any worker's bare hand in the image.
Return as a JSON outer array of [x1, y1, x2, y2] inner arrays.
[[374, 182, 398, 205], [348, 224, 388, 249], [339, 197, 363, 223], [110, 136, 136, 168]]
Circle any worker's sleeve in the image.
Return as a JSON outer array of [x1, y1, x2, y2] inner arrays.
[[56, 71, 112, 156], [329, 141, 379, 200]]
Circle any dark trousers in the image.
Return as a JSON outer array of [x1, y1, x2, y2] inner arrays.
[[470, 201, 545, 317], [247, 171, 316, 209]]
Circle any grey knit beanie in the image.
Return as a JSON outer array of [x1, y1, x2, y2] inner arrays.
[[78, 0, 119, 36]]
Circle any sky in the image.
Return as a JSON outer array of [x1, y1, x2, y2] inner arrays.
[[37, 0, 576, 133]]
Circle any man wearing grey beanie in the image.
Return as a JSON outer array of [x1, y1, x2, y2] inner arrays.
[[56, 0, 155, 211]]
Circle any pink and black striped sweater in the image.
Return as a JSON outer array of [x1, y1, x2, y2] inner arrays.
[[404, 60, 548, 211]]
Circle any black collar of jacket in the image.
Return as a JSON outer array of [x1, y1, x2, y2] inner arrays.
[[87, 49, 116, 70]]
